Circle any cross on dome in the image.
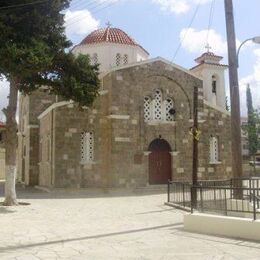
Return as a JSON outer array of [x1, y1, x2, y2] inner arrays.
[[106, 21, 112, 28], [205, 43, 212, 53]]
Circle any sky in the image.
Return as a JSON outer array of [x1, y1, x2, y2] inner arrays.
[[0, 0, 260, 120]]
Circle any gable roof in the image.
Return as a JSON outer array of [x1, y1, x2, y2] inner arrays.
[[100, 57, 203, 81]]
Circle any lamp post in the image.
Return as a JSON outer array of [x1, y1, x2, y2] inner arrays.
[[237, 36, 260, 67]]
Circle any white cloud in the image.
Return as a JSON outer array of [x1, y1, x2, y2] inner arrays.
[[179, 28, 227, 54], [0, 79, 9, 121], [239, 48, 260, 115], [153, 0, 190, 14], [65, 9, 100, 39], [153, 0, 211, 15]]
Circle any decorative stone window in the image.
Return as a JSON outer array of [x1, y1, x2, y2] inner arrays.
[[165, 98, 174, 121], [116, 53, 121, 66], [210, 136, 219, 163], [92, 53, 98, 65], [143, 89, 175, 123], [81, 131, 94, 163], [212, 75, 217, 94], [123, 54, 128, 65], [144, 96, 151, 122], [153, 89, 162, 120]]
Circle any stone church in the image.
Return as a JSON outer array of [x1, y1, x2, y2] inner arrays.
[[17, 26, 232, 189]]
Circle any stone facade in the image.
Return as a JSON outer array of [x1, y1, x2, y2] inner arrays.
[[35, 58, 232, 189], [17, 91, 56, 185]]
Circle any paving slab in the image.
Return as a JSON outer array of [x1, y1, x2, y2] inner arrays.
[[1, 184, 260, 259]]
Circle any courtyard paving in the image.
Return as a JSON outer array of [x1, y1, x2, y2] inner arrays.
[[1, 183, 260, 259]]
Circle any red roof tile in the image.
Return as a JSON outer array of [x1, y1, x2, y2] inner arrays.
[[79, 27, 149, 54]]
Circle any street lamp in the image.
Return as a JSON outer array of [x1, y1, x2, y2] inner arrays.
[[237, 36, 260, 67]]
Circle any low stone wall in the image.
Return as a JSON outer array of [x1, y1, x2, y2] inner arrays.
[[184, 213, 260, 241]]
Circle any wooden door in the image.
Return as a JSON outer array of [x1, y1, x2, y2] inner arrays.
[[148, 139, 172, 184]]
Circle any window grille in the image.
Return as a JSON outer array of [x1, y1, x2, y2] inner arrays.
[[116, 53, 121, 66], [153, 89, 162, 120], [210, 136, 219, 162], [92, 53, 98, 65], [81, 131, 94, 163], [165, 98, 174, 121], [144, 96, 151, 122], [212, 75, 217, 94], [123, 54, 128, 65]]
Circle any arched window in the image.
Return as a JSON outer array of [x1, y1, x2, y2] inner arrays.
[[144, 96, 151, 122], [116, 53, 121, 66], [153, 89, 162, 120], [81, 131, 94, 163], [210, 136, 219, 162], [123, 54, 128, 65], [165, 98, 174, 121], [92, 53, 98, 65], [212, 75, 217, 94]]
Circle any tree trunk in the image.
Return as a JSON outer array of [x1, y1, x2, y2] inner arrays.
[[3, 76, 18, 206]]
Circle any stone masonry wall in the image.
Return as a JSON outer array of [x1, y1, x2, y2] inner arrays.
[[38, 59, 232, 189], [51, 94, 111, 188], [103, 60, 204, 187]]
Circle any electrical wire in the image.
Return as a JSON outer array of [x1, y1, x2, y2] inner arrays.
[[66, 0, 120, 28], [69, 0, 101, 12], [0, 0, 50, 11], [171, 1, 201, 62], [205, 0, 216, 50], [65, 0, 113, 24]]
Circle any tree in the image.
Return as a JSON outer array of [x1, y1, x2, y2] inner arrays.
[[0, 0, 99, 205], [225, 96, 230, 111], [243, 85, 260, 174]]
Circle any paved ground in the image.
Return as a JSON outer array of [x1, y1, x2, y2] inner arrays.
[[1, 184, 260, 259]]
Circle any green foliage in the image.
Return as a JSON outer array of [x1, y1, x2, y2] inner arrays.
[[0, 0, 99, 107], [225, 96, 230, 111], [242, 85, 260, 157]]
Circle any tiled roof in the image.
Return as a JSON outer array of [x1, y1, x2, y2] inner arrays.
[[194, 51, 223, 64], [79, 27, 149, 54], [190, 62, 228, 71]]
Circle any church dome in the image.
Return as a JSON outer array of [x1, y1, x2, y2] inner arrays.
[[79, 27, 149, 54]]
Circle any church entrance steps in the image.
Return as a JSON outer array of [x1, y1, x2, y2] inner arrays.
[[134, 184, 167, 194]]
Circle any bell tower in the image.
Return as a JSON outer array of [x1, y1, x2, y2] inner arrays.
[[190, 51, 228, 109]]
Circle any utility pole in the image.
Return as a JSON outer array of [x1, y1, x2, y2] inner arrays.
[[191, 85, 198, 208], [192, 85, 198, 186], [224, 0, 243, 179]]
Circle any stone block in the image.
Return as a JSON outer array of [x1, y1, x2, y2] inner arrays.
[[69, 128, 77, 133], [116, 75, 123, 81], [208, 167, 214, 173], [226, 167, 232, 172], [177, 168, 184, 173], [65, 132, 72, 138]]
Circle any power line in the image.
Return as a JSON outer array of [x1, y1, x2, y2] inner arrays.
[[65, 0, 112, 24], [171, 1, 201, 62], [66, 0, 120, 28], [0, 0, 50, 11], [205, 0, 216, 49], [70, 0, 99, 10]]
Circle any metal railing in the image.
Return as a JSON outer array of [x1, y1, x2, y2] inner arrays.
[[190, 186, 260, 220], [167, 177, 260, 220], [167, 181, 191, 210]]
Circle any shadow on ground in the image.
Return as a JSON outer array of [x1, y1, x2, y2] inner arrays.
[[0, 181, 168, 200], [0, 223, 183, 253]]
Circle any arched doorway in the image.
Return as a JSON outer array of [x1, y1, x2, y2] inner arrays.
[[148, 138, 172, 184]]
